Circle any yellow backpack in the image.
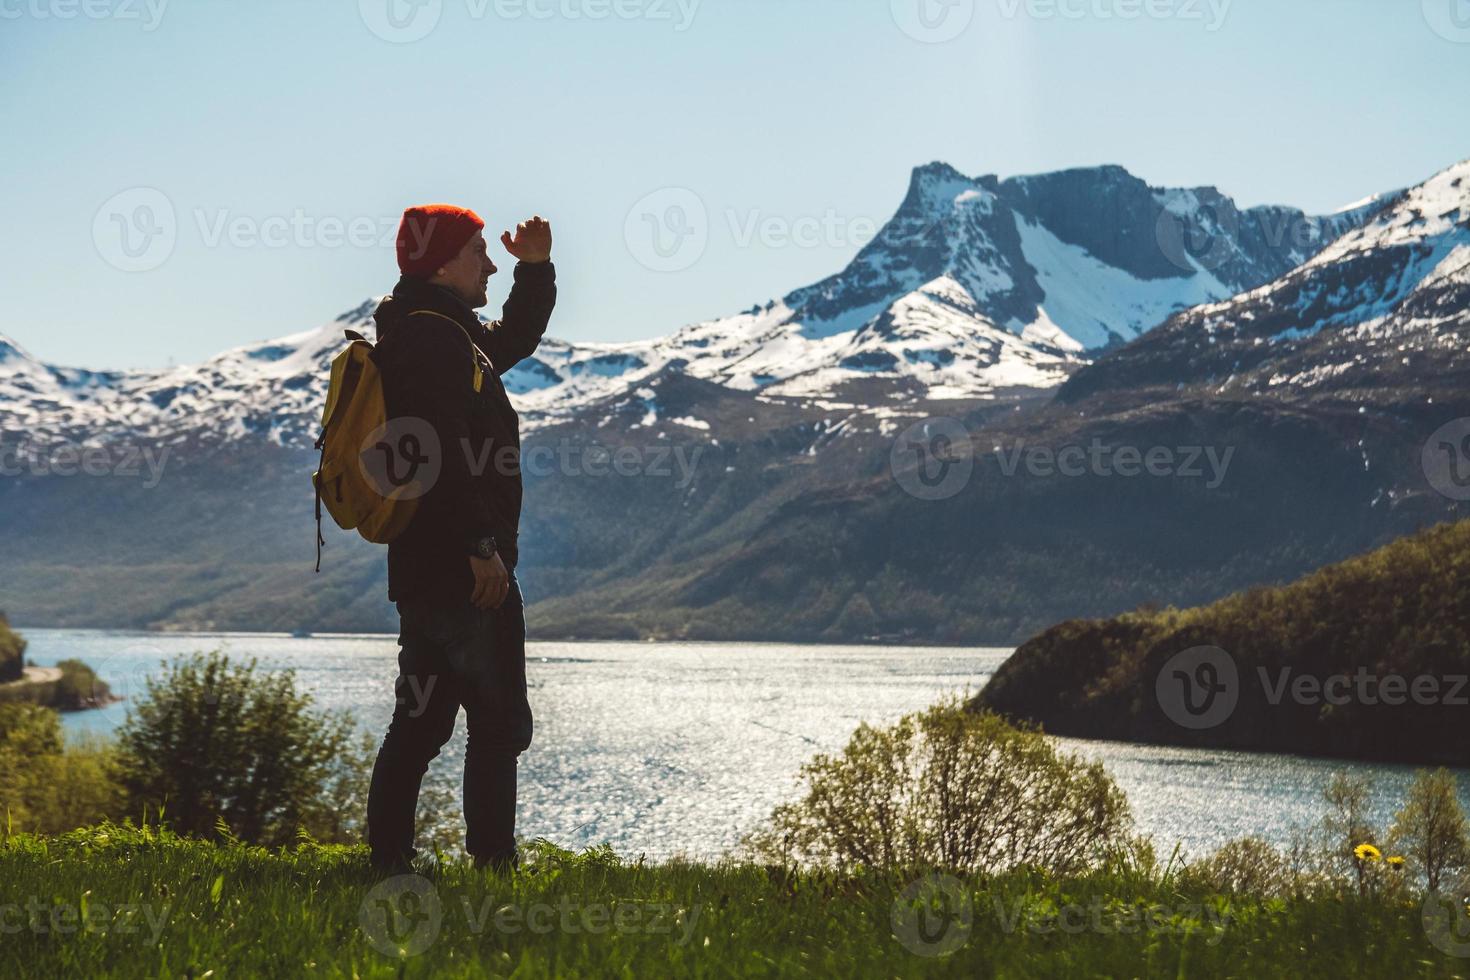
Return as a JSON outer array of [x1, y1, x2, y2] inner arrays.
[[311, 329, 421, 570]]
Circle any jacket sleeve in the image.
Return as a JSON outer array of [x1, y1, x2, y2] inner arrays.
[[476, 261, 557, 376], [388, 321, 499, 545]]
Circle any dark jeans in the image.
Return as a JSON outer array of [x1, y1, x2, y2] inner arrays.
[[367, 575, 533, 867]]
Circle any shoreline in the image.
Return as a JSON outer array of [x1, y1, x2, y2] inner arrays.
[[11, 624, 1010, 651]]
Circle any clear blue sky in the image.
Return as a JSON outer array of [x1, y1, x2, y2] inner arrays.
[[2, 0, 1467, 369]]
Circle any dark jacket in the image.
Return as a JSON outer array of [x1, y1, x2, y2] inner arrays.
[[372, 262, 557, 603]]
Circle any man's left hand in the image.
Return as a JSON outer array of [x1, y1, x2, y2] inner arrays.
[[501, 216, 552, 264]]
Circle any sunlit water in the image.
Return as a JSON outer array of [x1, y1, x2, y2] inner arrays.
[[21, 629, 1470, 861]]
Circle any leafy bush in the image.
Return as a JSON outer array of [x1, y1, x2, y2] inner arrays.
[[748, 701, 1132, 874], [0, 702, 63, 758], [1180, 836, 1293, 897], [1179, 769, 1470, 902], [0, 703, 125, 834], [1390, 768, 1470, 891], [114, 652, 372, 846]]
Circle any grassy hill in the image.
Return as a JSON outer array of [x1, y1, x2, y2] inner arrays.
[[973, 519, 1470, 765]]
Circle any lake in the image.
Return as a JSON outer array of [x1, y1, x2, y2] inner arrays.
[[20, 628, 1469, 861]]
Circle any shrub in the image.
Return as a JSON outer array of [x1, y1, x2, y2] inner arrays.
[[0, 702, 62, 757], [1322, 771, 1379, 895], [1389, 768, 1470, 892], [114, 652, 372, 846], [1181, 837, 1292, 897], [748, 701, 1131, 874], [0, 703, 125, 834]]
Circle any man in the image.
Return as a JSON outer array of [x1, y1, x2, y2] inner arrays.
[[366, 203, 556, 873]]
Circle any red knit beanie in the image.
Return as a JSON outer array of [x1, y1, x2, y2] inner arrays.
[[396, 204, 485, 279]]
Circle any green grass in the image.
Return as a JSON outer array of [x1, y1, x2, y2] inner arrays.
[[1, 825, 1467, 978]]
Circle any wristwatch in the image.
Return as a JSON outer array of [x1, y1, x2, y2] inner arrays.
[[469, 536, 498, 560]]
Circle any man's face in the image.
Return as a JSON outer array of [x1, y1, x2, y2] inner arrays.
[[432, 230, 498, 308]]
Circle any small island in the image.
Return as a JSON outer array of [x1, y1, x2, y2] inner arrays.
[[972, 519, 1470, 767], [0, 613, 114, 712]]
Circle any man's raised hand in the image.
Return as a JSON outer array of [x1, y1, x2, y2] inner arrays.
[[501, 216, 552, 264]]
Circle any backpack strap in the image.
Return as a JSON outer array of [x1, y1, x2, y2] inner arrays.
[[408, 310, 488, 393], [313, 464, 325, 574]]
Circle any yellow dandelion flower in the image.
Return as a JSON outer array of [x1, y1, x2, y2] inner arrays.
[[1354, 843, 1382, 862]]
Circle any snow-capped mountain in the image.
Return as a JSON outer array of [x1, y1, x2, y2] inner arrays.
[[1062, 158, 1470, 402], [0, 162, 1385, 446], [510, 162, 1380, 412], [0, 321, 344, 448]]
